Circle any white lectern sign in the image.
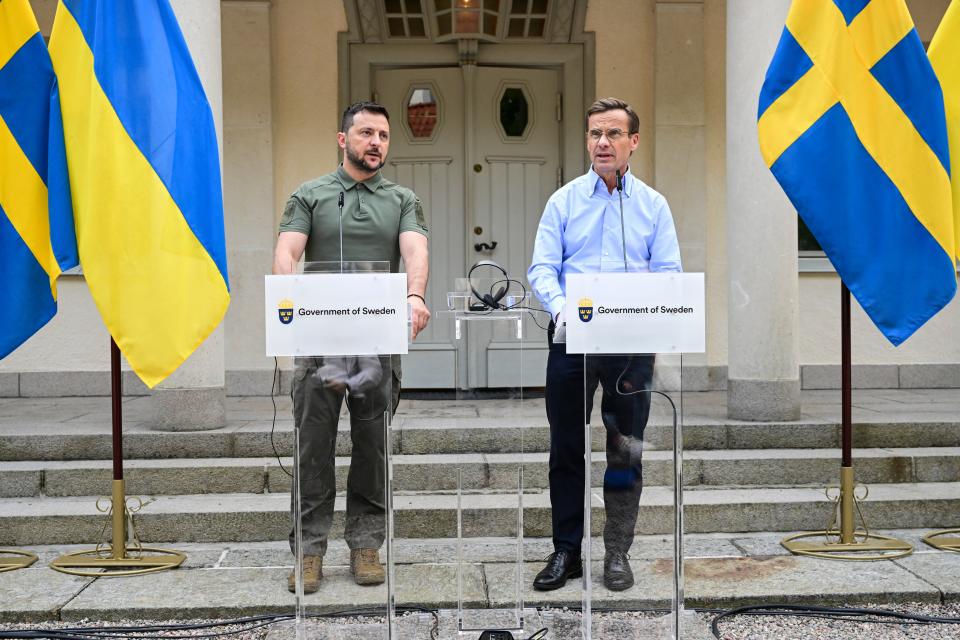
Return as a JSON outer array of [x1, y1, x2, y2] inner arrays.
[[265, 273, 408, 356], [565, 272, 705, 354]]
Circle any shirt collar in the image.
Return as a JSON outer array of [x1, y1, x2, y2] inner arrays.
[[586, 165, 633, 198], [336, 164, 384, 192]]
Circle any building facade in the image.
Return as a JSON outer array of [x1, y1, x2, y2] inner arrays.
[[3, 0, 957, 426]]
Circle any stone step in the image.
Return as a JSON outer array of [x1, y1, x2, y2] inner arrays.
[[3, 416, 960, 461], [3, 448, 959, 498], [2, 482, 958, 546]]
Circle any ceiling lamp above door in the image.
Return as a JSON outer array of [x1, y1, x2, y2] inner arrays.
[[379, 0, 555, 42]]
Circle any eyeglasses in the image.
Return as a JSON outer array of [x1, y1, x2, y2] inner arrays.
[[587, 128, 628, 142]]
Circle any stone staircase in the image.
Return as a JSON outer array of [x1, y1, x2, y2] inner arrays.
[[2, 391, 960, 548]]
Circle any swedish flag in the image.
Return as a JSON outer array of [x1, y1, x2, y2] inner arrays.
[[759, 0, 957, 346], [0, 0, 78, 359], [929, 0, 960, 258]]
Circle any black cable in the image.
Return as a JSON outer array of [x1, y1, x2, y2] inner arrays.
[[481, 277, 551, 332], [524, 309, 550, 332], [710, 604, 960, 639], [0, 606, 440, 640], [17, 604, 960, 640], [35, 618, 282, 640], [269, 356, 293, 478], [36, 613, 285, 634]]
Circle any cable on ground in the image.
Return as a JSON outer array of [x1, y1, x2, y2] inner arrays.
[[709, 603, 960, 639]]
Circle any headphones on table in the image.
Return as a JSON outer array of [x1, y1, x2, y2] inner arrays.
[[468, 260, 509, 311]]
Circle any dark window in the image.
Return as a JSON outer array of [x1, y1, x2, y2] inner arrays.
[[499, 88, 529, 137]]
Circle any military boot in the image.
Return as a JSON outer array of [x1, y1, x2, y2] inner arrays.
[[350, 548, 385, 585], [287, 554, 322, 593]]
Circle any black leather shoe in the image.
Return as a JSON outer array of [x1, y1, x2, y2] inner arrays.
[[603, 550, 634, 591], [533, 550, 582, 591]]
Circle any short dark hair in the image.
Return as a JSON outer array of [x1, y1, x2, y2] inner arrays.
[[585, 97, 639, 135], [340, 101, 390, 133]]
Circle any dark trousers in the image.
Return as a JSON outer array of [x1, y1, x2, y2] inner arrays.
[[288, 355, 400, 557], [546, 338, 655, 555]]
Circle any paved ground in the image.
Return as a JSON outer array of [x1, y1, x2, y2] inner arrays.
[[2, 529, 959, 626], [2, 388, 960, 637]]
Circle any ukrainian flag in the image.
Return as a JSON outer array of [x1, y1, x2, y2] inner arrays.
[[48, 0, 229, 387], [0, 0, 78, 359], [759, 0, 957, 346]]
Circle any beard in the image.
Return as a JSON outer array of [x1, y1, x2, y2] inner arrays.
[[345, 143, 385, 173]]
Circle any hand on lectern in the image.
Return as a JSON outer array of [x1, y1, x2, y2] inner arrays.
[[553, 305, 567, 344]]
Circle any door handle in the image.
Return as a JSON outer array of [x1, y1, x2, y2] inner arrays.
[[474, 241, 498, 252]]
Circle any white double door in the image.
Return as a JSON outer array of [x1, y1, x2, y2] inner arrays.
[[378, 65, 559, 389]]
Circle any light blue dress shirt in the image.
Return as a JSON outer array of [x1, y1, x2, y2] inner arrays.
[[527, 167, 682, 319]]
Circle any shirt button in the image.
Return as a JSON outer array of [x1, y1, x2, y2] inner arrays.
[[360, 198, 365, 204]]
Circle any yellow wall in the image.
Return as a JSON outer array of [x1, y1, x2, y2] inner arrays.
[[270, 0, 348, 217], [585, 0, 656, 184]]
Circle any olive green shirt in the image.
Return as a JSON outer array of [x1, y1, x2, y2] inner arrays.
[[278, 165, 428, 272]]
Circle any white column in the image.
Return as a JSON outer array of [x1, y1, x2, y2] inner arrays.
[[148, 0, 226, 431], [725, 0, 800, 420]]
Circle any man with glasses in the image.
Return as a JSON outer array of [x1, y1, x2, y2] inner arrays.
[[527, 97, 682, 591]]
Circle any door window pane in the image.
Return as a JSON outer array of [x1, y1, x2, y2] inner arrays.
[[437, 12, 452, 34], [408, 17, 426, 37], [499, 87, 529, 137], [407, 87, 440, 139], [387, 17, 406, 36], [483, 13, 498, 36]]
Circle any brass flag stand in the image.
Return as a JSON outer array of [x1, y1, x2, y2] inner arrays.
[[782, 284, 912, 561], [50, 339, 186, 577], [0, 549, 38, 573], [922, 530, 960, 553]]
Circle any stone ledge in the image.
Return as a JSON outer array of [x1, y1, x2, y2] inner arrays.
[[0, 372, 18, 397], [4, 364, 960, 396], [801, 364, 900, 390], [900, 364, 960, 389]]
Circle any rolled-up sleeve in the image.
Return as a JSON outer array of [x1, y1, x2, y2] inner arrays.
[[527, 197, 566, 318]]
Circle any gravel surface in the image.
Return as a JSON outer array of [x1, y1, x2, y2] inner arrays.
[[2, 603, 959, 639], [706, 601, 960, 640]]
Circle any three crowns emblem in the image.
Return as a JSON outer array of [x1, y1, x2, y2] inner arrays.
[[278, 298, 294, 325], [578, 297, 594, 323]]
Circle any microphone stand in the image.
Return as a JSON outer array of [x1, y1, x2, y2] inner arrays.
[[616, 169, 627, 272], [338, 191, 345, 273]]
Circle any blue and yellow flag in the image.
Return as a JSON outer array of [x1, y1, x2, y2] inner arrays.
[[759, 0, 956, 346], [0, 0, 78, 359], [929, 0, 960, 260], [49, 0, 229, 387]]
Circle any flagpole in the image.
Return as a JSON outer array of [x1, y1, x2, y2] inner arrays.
[[108, 338, 128, 561], [839, 283, 854, 545], [781, 282, 911, 560], [50, 340, 186, 576]]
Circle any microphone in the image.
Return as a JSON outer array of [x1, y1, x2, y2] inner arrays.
[[337, 191, 345, 273], [616, 170, 627, 272]]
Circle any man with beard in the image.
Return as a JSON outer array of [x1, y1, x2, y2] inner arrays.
[[273, 101, 430, 592], [527, 97, 682, 592]]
